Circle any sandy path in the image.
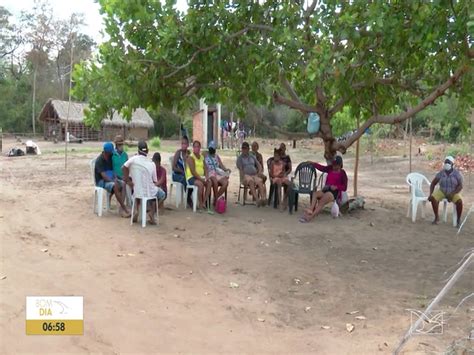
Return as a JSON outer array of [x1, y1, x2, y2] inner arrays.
[[0, 139, 473, 354]]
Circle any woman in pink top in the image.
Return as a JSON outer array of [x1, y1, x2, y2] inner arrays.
[[300, 155, 348, 223]]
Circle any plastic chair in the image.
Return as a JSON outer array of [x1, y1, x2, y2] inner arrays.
[[129, 163, 159, 227], [289, 162, 317, 214], [406, 172, 430, 222], [90, 158, 111, 217], [184, 184, 198, 212], [441, 199, 457, 227], [168, 156, 185, 208]]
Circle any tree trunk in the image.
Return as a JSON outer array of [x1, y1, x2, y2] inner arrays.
[[32, 66, 37, 135], [354, 116, 360, 196]]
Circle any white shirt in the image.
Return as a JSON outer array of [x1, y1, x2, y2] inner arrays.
[[123, 155, 158, 197]]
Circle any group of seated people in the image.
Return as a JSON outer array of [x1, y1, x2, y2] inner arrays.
[[94, 135, 167, 224], [94, 134, 349, 224]]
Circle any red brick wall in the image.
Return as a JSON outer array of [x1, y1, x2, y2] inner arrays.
[[193, 110, 203, 144]]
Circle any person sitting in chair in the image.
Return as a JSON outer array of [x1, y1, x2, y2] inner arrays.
[[95, 142, 130, 218], [205, 140, 231, 208], [172, 136, 190, 187], [251, 141, 267, 184], [428, 155, 463, 226], [279, 142, 292, 175], [186, 140, 211, 211], [236, 142, 266, 207], [122, 141, 166, 224], [269, 148, 291, 211], [300, 155, 348, 223], [152, 152, 167, 214]]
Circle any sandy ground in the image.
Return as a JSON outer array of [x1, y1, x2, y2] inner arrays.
[[0, 137, 473, 354]]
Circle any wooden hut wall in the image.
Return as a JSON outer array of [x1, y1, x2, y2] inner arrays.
[[128, 127, 149, 140]]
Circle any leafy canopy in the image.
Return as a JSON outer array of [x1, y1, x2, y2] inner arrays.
[[73, 0, 473, 150]]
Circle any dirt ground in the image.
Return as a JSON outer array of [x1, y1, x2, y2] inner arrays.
[[0, 137, 473, 354]]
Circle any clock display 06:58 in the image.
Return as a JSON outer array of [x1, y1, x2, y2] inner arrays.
[[42, 322, 65, 332]]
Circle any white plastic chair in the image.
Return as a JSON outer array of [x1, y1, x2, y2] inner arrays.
[[185, 184, 198, 212], [169, 156, 184, 208], [406, 172, 430, 222], [90, 158, 111, 217], [441, 199, 457, 227], [129, 163, 159, 227], [168, 156, 198, 212]]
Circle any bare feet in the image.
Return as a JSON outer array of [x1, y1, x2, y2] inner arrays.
[[120, 208, 131, 218], [147, 212, 157, 225], [432, 219, 439, 225]]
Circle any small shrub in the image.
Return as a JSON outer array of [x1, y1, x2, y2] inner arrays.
[[150, 136, 161, 148]]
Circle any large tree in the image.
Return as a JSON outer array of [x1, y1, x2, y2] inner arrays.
[[74, 0, 473, 157]]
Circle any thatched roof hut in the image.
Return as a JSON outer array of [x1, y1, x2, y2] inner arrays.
[[38, 99, 154, 141]]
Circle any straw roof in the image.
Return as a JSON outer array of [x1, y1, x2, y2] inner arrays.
[[38, 99, 154, 129]]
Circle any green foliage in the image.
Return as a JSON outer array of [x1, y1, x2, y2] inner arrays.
[[0, 68, 36, 132], [284, 110, 306, 133], [72, 0, 473, 149], [148, 107, 181, 138], [149, 136, 161, 148], [446, 144, 471, 157], [413, 95, 471, 143], [331, 107, 356, 137]]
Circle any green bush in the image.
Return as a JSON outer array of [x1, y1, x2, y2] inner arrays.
[[150, 136, 161, 148], [332, 106, 356, 137], [446, 144, 470, 157]]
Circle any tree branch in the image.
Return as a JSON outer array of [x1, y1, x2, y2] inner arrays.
[[338, 64, 470, 151], [273, 92, 318, 113], [162, 25, 273, 79], [328, 97, 347, 117], [280, 73, 302, 103]]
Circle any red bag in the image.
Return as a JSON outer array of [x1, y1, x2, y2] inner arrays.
[[215, 197, 226, 214]]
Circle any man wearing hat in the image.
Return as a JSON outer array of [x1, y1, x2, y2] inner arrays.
[[122, 140, 166, 224], [112, 135, 128, 179], [94, 141, 131, 217], [428, 155, 463, 226]]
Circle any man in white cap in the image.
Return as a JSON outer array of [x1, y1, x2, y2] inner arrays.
[[428, 156, 463, 226]]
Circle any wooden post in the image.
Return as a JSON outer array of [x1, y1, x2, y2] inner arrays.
[[409, 117, 413, 173], [32, 66, 37, 136], [65, 33, 74, 170], [354, 116, 360, 196], [469, 109, 473, 187]]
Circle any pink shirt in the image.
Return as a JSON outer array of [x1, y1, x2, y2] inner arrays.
[[312, 162, 348, 197]]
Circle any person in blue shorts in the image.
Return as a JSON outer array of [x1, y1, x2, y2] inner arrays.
[[95, 142, 130, 217]]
